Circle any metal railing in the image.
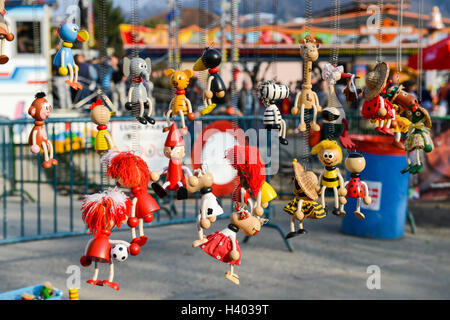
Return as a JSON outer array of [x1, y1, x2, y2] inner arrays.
[[0, 112, 448, 245]]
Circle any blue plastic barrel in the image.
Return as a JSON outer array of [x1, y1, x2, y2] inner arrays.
[[341, 134, 410, 239]]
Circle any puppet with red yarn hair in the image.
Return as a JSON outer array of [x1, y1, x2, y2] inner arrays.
[[106, 151, 160, 248], [80, 188, 140, 291], [225, 145, 277, 217]]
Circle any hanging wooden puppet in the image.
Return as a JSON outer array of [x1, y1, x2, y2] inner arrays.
[[28, 92, 58, 169], [186, 165, 224, 247], [292, 36, 321, 132], [80, 188, 140, 291], [151, 123, 194, 200], [53, 21, 89, 90], [341, 153, 372, 219], [311, 139, 347, 216], [384, 85, 413, 149], [193, 47, 226, 115], [257, 80, 290, 145], [225, 145, 277, 217], [105, 151, 160, 247], [123, 56, 155, 125], [90, 99, 117, 155], [0, 0, 14, 65], [401, 104, 434, 174], [199, 202, 266, 285], [321, 63, 355, 149], [164, 68, 195, 134], [361, 62, 395, 135], [284, 159, 325, 239]]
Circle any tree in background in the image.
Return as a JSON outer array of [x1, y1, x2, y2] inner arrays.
[[93, 0, 125, 56]]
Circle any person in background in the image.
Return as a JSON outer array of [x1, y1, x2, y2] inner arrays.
[[74, 53, 98, 103], [95, 55, 119, 99], [238, 81, 256, 116]]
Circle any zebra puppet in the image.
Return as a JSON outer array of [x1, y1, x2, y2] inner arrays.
[[257, 80, 290, 145]]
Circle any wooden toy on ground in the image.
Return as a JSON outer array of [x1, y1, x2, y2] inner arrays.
[[321, 63, 355, 149], [0, 0, 14, 65], [311, 139, 347, 216], [401, 104, 434, 174], [187, 165, 224, 247], [193, 47, 226, 115], [292, 36, 321, 132], [341, 153, 372, 219], [361, 62, 395, 135], [284, 159, 325, 239], [79, 188, 140, 291], [123, 56, 155, 125], [199, 203, 266, 285], [53, 21, 89, 90], [151, 123, 194, 200], [28, 92, 58, 169], [257, 80, 290, 145], [105, 152, 160, 247], [164, 68, 195, 134]]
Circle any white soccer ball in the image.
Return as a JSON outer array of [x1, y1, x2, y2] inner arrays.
[[111, 244, 128, 262]]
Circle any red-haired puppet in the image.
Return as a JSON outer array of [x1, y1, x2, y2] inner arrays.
[[225, 145, 275, 217], [106, 151, 160, 247], [80, 188, 140, 291], [361, 62, 395, 135], [28, 92, 58, 168], [151, 123, 194, 200]]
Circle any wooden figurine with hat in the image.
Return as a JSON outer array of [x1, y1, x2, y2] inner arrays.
[[151, 123, 194, 200], [90, 98, 117, 155], [321, 63, 355, 149], [105, 151, 160, 248], [0, 0, 14, 65], [225, 145, 277, 217], [199, 202, 266, 285], [384, 85, 413, 149], [292, 36, 322, 132], [193, 47, 226, 115], [341, 153, 372, 219], [361, 62, 396, 135], [79, 188, 141, 291], [311, 139, 347, 216], [164, 68, 196, 134], [28, 92, 58, 169], [187, 164, 224, 247], [401, 103, 434, 174], [284, 159, 325, 239]]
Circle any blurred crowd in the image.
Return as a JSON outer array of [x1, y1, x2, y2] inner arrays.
[[50, 55, 450, 119]]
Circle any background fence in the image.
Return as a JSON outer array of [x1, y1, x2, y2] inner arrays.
[[0, 112, 448, 245]]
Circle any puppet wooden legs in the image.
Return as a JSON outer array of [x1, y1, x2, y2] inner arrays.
[[41, 142, 58, 169], [401, 150, 424, 174], [86, 261, 103, 286], [65, 63, 83, 90], [225, 265, 240, 285], [102, 261, 120, 290], [320, 186, 346, 217], [298, 104, 320, 132], [0, 39, 8, 64], [192, 215, 208, 247]]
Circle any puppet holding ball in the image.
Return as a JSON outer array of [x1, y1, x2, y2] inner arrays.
[[106, 151, 160, 248], [200, 203, 266, 285], [284, 159, 325, 238], [164, 68, 195, 134], [341, 153, 372, 219], [187, 165, 224, 247], [28, 92, 58, 169], [80, 188, 140, 291], [311, 139, 347, 216]]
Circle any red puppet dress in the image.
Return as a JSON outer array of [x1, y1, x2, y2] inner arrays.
[[131, 186, 160, 223], [165, 159, 186, 191], [85, 229, 112, 263], [346, 174, 365, 198], [201, 225, 241, 265], [361, 95, 394, 120]]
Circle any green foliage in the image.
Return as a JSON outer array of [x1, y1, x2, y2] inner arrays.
[[93, 0, 125, 56]]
